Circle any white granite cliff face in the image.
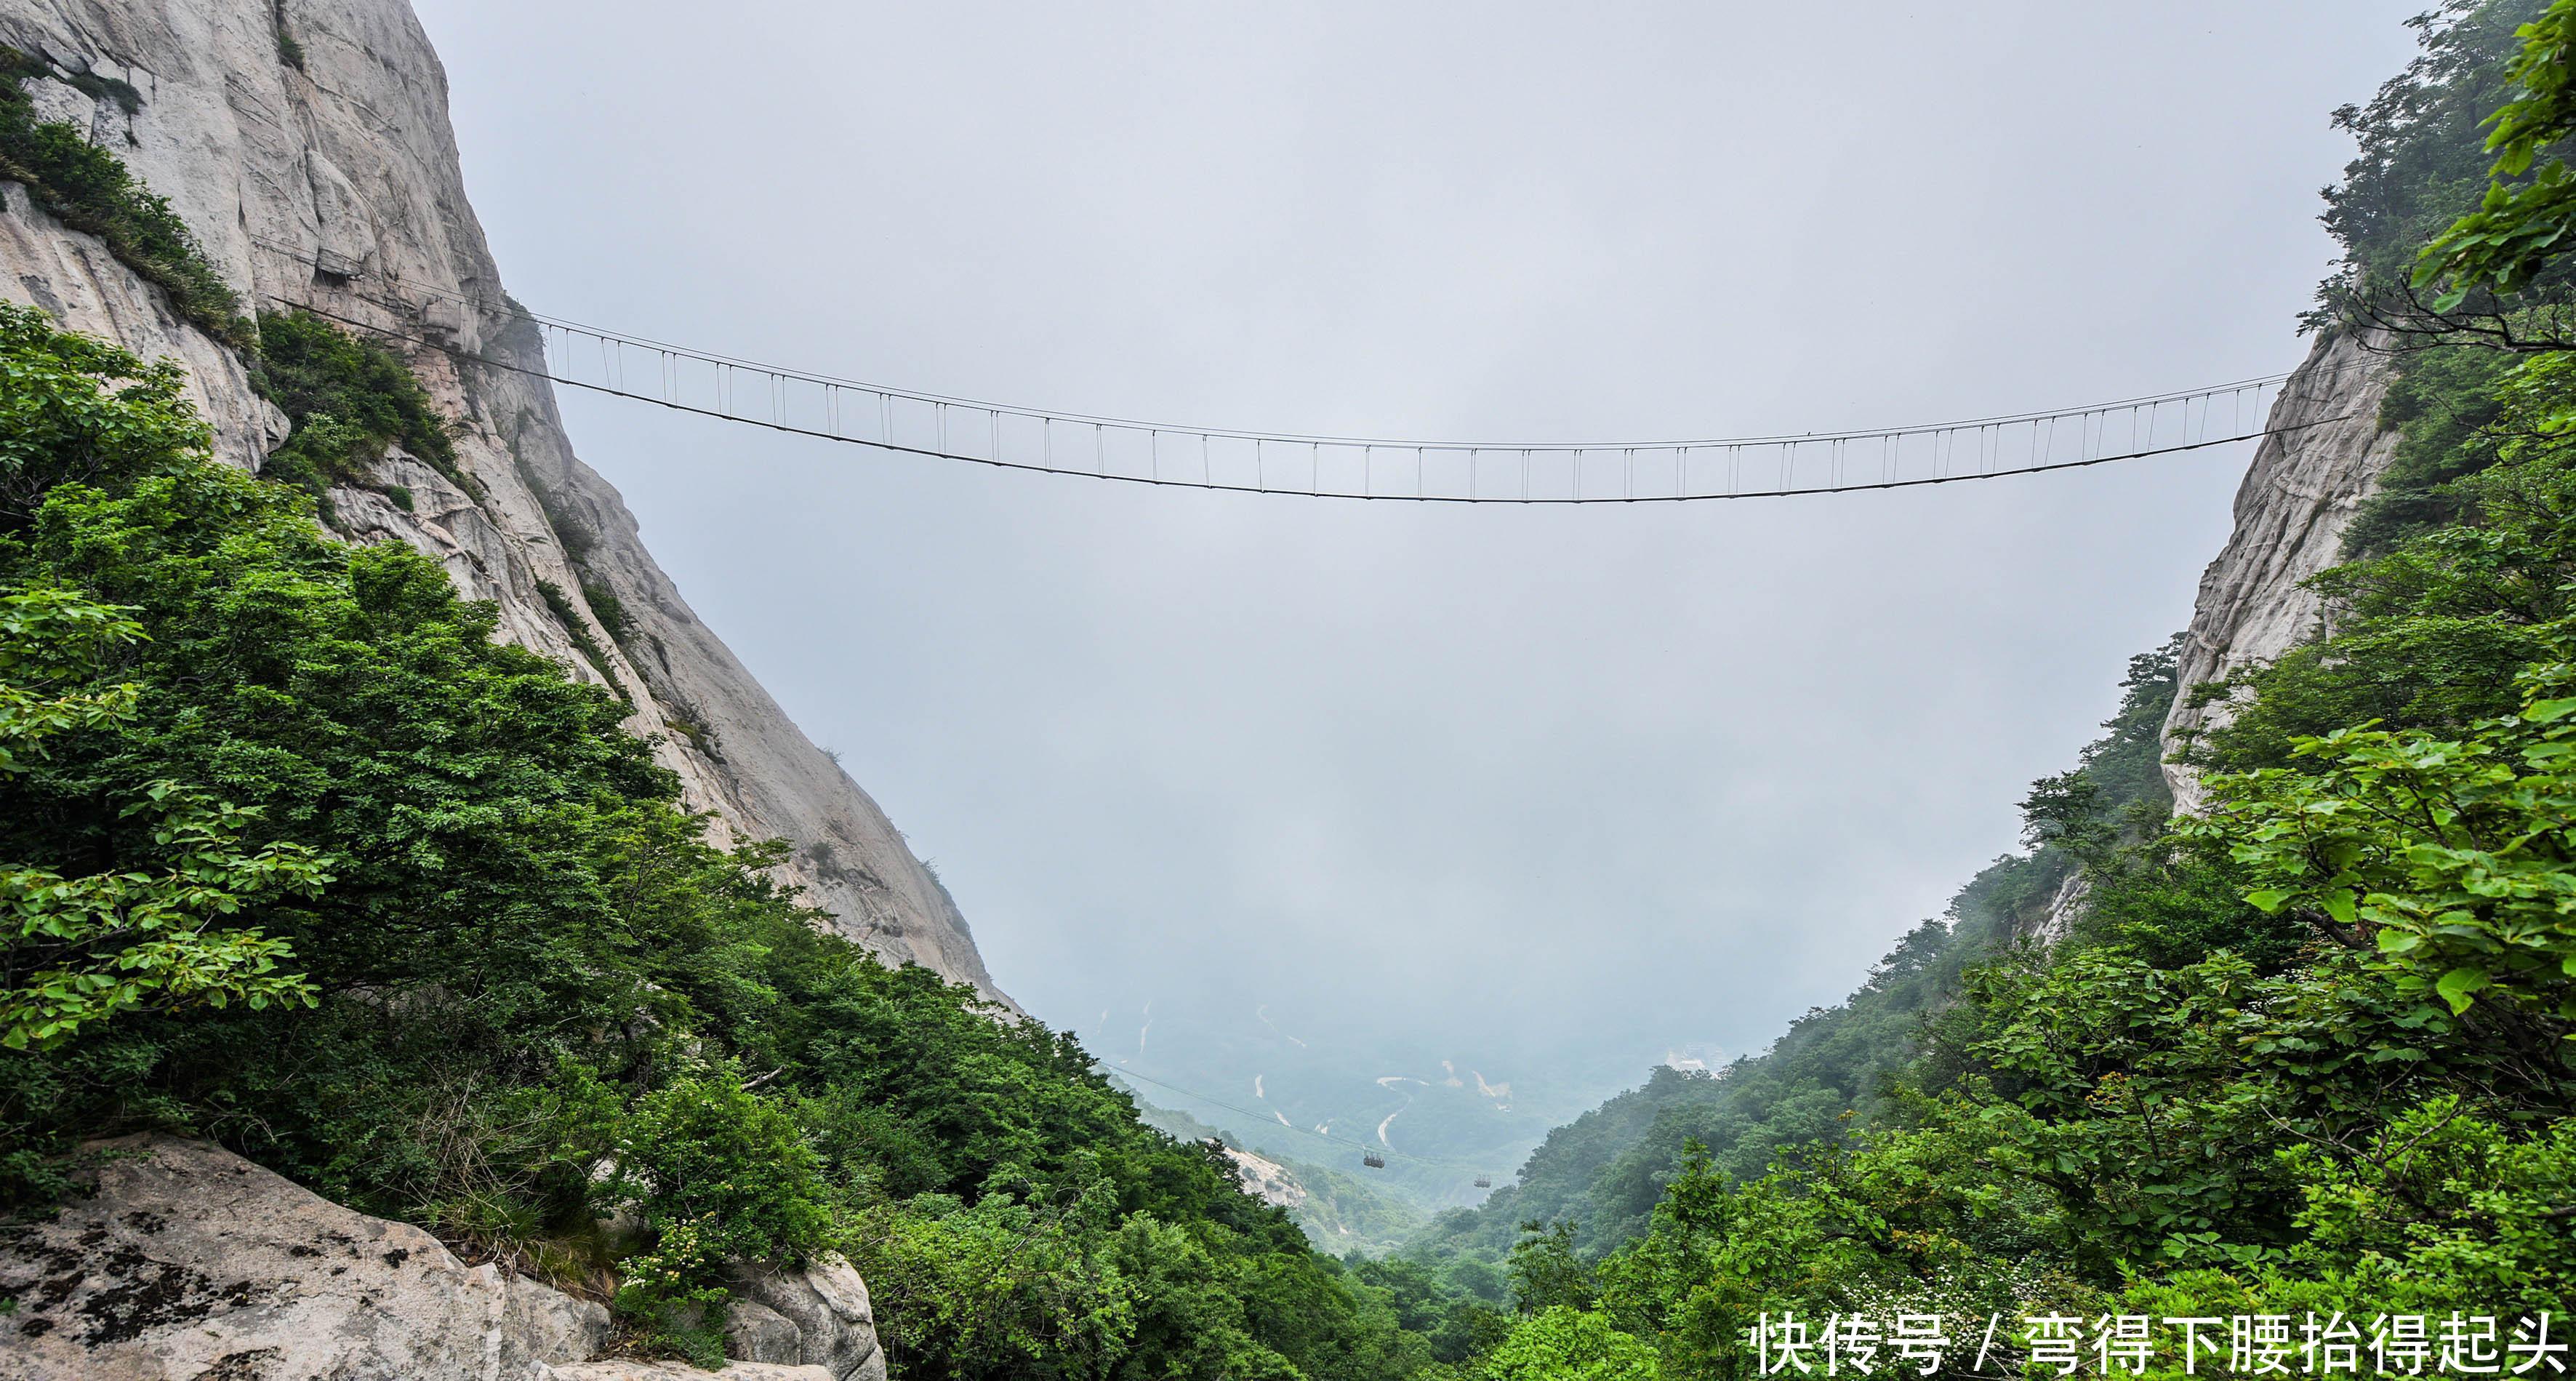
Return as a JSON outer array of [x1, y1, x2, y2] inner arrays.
[[2006, 328, 2400, 948], [2159, 327, 2404, 814], [0, 0, 1000, 996]]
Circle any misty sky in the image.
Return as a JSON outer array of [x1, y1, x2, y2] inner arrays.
[[409, 1, 2428, 1093]]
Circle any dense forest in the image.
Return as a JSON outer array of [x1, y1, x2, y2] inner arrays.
[[7, 1, 2576, 1378]]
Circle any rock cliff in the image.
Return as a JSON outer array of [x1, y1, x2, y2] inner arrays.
[[0, 0, 1000, 997], [2159, 327, 2403, 812], [0, 1137, 886, 1381], [0, 1134, 606, 1381]]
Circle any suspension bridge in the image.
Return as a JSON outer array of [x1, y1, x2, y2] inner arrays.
[[254, 239, 2357, 505]]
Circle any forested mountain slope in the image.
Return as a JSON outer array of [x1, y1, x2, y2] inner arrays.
[[1385, 7, 2576, 1376], [1133, 1099, 1433, 1256], [0, 0, 996, 993], [1402, 644, 2175, 1268]]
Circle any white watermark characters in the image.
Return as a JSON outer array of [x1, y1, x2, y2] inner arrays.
[[1743, 1311, 2567, 1377]]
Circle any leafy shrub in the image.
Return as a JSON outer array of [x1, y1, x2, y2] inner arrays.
[[535, 578, 622, 689], [0, 584, 326, 1052], [615, 1065, 840, 1263], [2199, 646, 2576, 1022], [249, 310, 460, 488], [1484, 1305, 1659, 1381], [579, 577, 630, 644], [858, 1185, 1139, 1377], [602, 1066, 836, 1361], [0, 300, 208, 529]]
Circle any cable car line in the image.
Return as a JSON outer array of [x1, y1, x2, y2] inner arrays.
[[1099, 1061, 1501, 1179]]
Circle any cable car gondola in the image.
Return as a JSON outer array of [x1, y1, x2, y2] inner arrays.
[[1362, 1151, 1386, 1169], [1473, 1175, 1492, 1188]]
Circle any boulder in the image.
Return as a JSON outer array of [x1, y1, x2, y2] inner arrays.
[[726, 1255, 886, 1381], [723, 1298, 806, 1366], [553, 1364, 830, 1381], [0, 1134, 609, 1381]]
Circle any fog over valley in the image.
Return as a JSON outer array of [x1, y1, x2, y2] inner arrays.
[[404, 0, 2427, 1201], [10, 0, 2575, 1374]]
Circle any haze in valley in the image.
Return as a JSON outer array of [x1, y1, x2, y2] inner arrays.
[[410, 1, 2428, 1186]]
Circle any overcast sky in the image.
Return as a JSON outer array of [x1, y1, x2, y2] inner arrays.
[[410, 1, 2428, 1088]]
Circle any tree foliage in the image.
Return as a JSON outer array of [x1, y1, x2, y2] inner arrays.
[[2311, 0, 2553, 327], [0, 584, 323, 1052], [248, 308, 461, 495], [2419, 0, 2576, 307], [2202, 652, 2576, 1022]]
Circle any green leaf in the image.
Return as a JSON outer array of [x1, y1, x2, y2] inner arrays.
[[2435, 966, 2492, 1014], [2526, 696, 2576, 724]]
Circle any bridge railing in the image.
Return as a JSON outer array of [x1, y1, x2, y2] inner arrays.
[[248, 236, 2359, 504]]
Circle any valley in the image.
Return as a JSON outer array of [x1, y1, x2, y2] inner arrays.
[[4, 3, 2573, 1380]]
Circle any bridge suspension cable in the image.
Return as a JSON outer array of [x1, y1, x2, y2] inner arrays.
[[252, 239, 2356, 504]]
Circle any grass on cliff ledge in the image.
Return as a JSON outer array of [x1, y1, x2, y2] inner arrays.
[[248, 308, 462, 499], [0, 47, 249, 345]]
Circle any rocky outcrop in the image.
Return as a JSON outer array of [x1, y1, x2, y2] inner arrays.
[[724, 1258, 886, 1381], [0, 1135, 609, 1381], [2028, 870, 2090, 945], [2160, 329, 2403, 812], [0, 0, 1000, 997], [0, 1137, 890, 1381], [1219, 1145, 1309, 1212], [555, 1365, 830, 1381]]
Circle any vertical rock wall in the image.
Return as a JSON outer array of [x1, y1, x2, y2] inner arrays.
[[0, 0, 1001, 997], [2159, 328, 2403, 812]]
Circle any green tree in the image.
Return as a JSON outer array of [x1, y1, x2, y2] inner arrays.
[[0, 583, 324, 1051], [1484, 1306, 1659, 1381], [1509, 1220, 1602, 1315], [2196, 642, 2576, 1022], [606, 1065, 840, 1364], [2418, 0, 2576, 308]]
